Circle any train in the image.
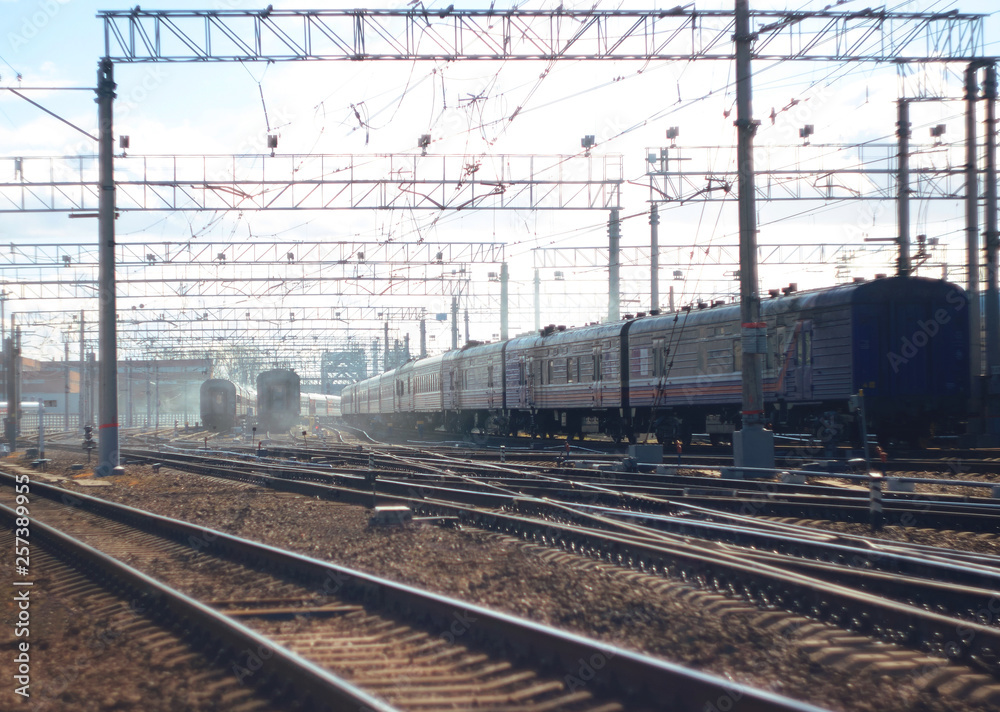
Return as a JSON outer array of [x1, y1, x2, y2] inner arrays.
[[200, 371, 341, 434], [342, 276, 970, 445], [301, 391, 342, 430], [200, 379, 256, 432], [256, 369, 301, 433]]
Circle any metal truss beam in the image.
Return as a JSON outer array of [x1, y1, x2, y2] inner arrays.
[[645, 142, 985, 203], [0, 240, 503, 270], [531, 242, 941, 270], [0, 154, 621, 213], [100, 8, 985, 64], [12, 305, 436, 325], [0, 239, 491, 301], [0, 273, 473, 301]]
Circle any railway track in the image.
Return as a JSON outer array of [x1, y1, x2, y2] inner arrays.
[[0, 470, 821, 712], [0, 502, 387, 711], [102, 446, 1000, 675], [118, 441, 1000, 532], [0, 526, 285, 712]]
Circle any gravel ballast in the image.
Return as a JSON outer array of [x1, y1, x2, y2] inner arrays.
[[9, 450, 1000, 711]]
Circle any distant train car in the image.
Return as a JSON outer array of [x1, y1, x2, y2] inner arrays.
[[505, 322, 625, 439], [200, 379, 255, 432], [300, 392, 342, 429], [256, 369, 301, 433], [343, 276, 969, 446]]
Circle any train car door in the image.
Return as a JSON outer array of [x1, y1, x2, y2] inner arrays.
[[525, 357, 535, 408], [796, 320, 814, 399], [591, 347, 603, 407], [444, 368, 457, 410]]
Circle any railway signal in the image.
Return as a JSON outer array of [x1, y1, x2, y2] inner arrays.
[[82, 425, 95, 463]]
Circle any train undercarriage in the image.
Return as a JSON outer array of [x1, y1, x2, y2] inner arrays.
[[353, 396, 959, 450]]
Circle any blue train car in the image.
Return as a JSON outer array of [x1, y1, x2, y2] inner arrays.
[[341, 276, 969, 445], [847, 276, 968, 441], [627, 276, 968, 444]]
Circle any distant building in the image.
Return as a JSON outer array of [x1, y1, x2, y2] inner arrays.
[[2, 357, 212, 428]]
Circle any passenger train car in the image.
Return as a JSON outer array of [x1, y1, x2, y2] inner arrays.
[[200, 379, 255, 431], [342, 277, 970, 445], [202, 373, 341, 435], [257, 369, 301, 433], [301, 391, 342, 429]]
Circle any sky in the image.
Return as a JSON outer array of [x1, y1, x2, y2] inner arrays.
[[0, 0, 998, 374]]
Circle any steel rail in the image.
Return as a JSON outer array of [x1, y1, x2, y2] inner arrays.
[[0, 470, 827, 712], [103, 452, 1000, 673], [122, 446, 1000, 531], [0, 500, 397, 712]]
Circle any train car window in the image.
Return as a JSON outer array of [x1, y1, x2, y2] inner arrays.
[[518, 362, 524, 385], [487, 365, 495, 388], [566, 357, 574, 383], [732, 339, 742, 372], [547, 360, 555, 384], [593, 353, 603, 382]]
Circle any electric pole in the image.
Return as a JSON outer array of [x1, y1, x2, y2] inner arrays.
[[733, 0, 775, 472]]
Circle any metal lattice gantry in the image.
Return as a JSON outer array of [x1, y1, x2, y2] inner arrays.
[[1, 153, 622, 213], [529, 242, 953, 300], [12, 305, 437, 327], [531, 242, 933, 270], [0, 240, 498, 301], [644, 142, 986, 203], [0, 240, 504, 270], [100, 7, 985, 63]]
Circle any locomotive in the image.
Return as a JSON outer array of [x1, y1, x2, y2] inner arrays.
[[199, 379, 255, 431], [342, 276, 970, 445]]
